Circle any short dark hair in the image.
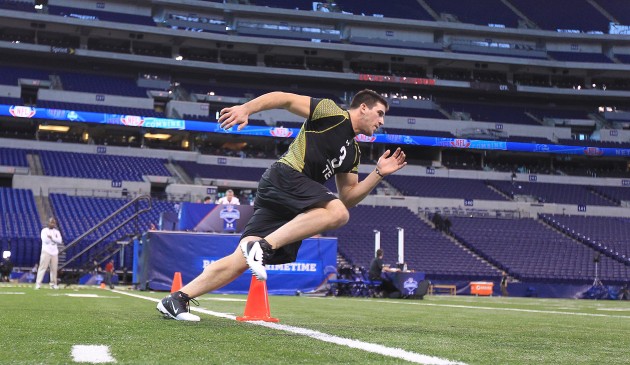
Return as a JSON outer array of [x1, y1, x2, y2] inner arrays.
[[376, 249, 383, 257], [349, 89, 389, 111]]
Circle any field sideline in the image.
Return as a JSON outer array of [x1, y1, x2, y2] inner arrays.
[[1, 284, 629, 364]]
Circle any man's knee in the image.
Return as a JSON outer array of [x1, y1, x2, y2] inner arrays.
[[328, 202, 350, 228]]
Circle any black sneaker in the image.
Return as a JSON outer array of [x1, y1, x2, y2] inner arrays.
[[240, 239, 273, 281], [156, 291, 200, 321]]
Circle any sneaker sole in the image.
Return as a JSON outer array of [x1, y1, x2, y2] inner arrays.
[[240, 241, 267, 281]]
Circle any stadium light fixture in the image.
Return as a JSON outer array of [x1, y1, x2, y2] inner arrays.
[[144, 133, 171, 140], [38, 124, 69, 132]]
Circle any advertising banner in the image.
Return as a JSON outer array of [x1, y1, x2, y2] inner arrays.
[[177, 202, 254, 233], [136, 232, 337, 295], [3, 103, 630, 156]]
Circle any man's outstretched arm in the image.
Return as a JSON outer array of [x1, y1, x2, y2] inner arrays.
[[336, 148, 407, 208], [218, 92, 310, 131]]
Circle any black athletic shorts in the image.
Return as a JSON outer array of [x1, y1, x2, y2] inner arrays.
[[240, 162, 337, 265]]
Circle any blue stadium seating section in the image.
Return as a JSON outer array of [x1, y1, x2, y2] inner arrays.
[[0, 66, 51, 86], [488, 180, 615, 206], [0, 97, 23, 105], [449, 216, 630, 284], [438, 101, 541, 126], [0, 147, 29, 167], [329, 205, 499, 280], [49, 193, 177, 268], [548, 51, 613, 63], [614, 54, 630, 64], [540, 214, 630, 264], [505, 136, 554, 144], [47, 5, 155, 26], [0, 187, 41, 267], [510, 0, 610, 33], [591, 186, 630, 204], [335, 0, 433, 20], [39, 150, 171, 181], [424, 0, 520, 27], [383, 128, 455, 138], [557, 139, 630, 149], [386, 108, 447, 119], [596, 0, 630, 25], [0, 0, 35, 13], [58, 72, 155, 98], [386, 175, 508, 201], [36, 100, 164, 118], [451, 48, 549, 60], [248, 0, 313, 11], [178, 161, 267, 181]]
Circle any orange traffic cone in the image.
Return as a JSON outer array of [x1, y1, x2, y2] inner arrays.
[[236, 275, 279, 322], [170, 272, 183, 293]]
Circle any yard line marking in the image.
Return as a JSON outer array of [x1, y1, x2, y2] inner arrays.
[[370, 300, 630, 319], [113, 290, 466, 365], [0, 292, 25, 295], [71, 345, 116, 363], [596, 308, 630, 312], [64, 294, 120, 298], [198, 297, 246, 302], [254, 320, 466, 365]]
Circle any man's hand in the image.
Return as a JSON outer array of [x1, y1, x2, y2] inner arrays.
[[376, 148, 407, 177], [218, 105, 250, 131]]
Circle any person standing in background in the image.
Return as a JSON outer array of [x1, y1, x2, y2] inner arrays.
[[36, 217, 62, 289], [216, 189, 241, 205], [105, 259, 115, 289], [369, 249, 400, 298], [501, 271, 509, 297]]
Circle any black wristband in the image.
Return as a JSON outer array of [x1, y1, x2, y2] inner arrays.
[[375, 168, 384, 178]]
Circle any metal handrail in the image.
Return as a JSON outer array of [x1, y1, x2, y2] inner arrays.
[[59, 195, 152, 270]]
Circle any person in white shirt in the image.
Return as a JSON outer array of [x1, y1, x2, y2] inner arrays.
[[216, 189, 240, 205], [36, 217, 63, 289]]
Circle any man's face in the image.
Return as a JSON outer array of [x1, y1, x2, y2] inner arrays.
[[359, 102, 386, 136], [48, 218, 57, 229], [226, 191, 234, 199]]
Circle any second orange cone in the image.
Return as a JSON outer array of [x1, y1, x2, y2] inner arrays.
[[236, 275, 279, 322], [170, 271, 183, 293]]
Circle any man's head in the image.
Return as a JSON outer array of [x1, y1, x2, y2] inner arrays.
[[48, 217, 57, 229], [225, 189, 235, 199], [349, 89, 389, 136], [203, 196, 212, 204], [376, 248, 384, 258]]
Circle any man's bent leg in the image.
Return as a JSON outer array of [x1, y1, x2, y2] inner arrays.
[[240, 200, 349, 281], [264, 199, 349, 249], [157, 246, 249, 321], [180, 247, 250, 298]]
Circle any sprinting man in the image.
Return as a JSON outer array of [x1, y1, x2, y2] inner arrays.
[[157, 89, 407, 321]]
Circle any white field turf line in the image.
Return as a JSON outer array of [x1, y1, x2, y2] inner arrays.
[[369, 299, 630, 319], [113, 290, 467, 365], [71, 345, 116, 363]]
